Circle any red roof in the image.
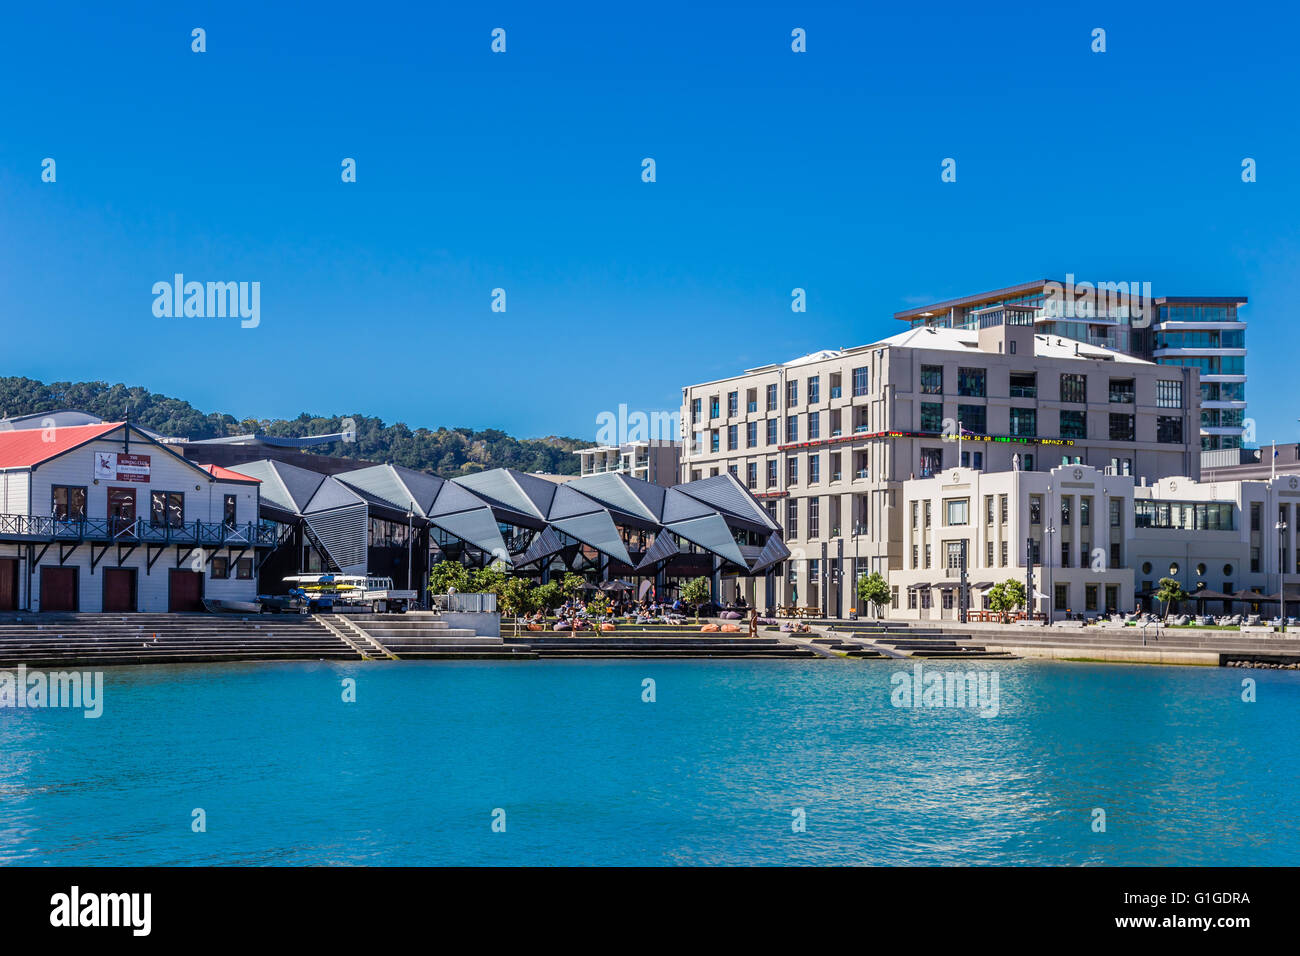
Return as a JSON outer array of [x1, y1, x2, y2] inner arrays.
[[198, 463, 261, 483], [0, 422, 123, 468]]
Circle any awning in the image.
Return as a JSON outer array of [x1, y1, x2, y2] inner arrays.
[[1190, 588, 1233, 601], [973, 581, 994, 590], [935, 581, 966, 589], [906, 582, 931, 589]]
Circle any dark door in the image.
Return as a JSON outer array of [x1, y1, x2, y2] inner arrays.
[[103, 567, 137, 612], [0, 558, 18, 611], [108, 487, 137, 538], [40, 566, 79, 611], [168, 569, 204, 612]]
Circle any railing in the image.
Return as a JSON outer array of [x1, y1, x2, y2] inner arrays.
[[0, 514, 279, 547], [855, 469, 869, 479], [440, 592, 498, 613]]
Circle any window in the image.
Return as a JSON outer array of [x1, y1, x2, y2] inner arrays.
[[1081, 497, 1091, 527], [924, 501, 932, 528], [727, 425, 738, 450], [808, 376, 820, 404], [999, 495, 1008, 524], [1109, 379, 1135, 404], [1030, 496, 1042, 524], [787, 457, 798, 484], [1008, 407, 1036, 437], [908, 588, 917, 608], [727, 391, 738, 417], [1009, 372, 1037, 398], [710, 430, 720, 453], [912, 545, 919, 569], [1156, 380, 1183, 408], [1055, 584, 1068, 611], [710, 396, 720, 418], [941, 589, 953, 611], [1061, 540, 1071, 567], [945, 498, 969, 526], [1251, 547, 1260, 572], [986, 540, 994, 567], [809, 454, 821, 484], [1251, 503, 1261, 531], [766, 384, 778, 411], [1060, 373, 1087, 404], [786, 415, 798, 443], [236, 558, 253, 580], [223, 494, 237, 526], [787, 379, 799, 407], [747, 421, 758, 448], [767, 460, 778, 487], [808, 411, 820, 440], [957, 367, 986, 397], [920, 365, 943, 395], [1000, 541, 1008, 567], [1109, 457, 1132, 476], [1110, 498, 1122, 528], [960, 451, 983, 470], [1060, 410, 1087, 440], [1109, 413, 1135, 441], [924, 544, 932, 569], [1086, 584, 1098, 612], [1134, 501, 1236, 530], [920, 447, 943, 478], [746, 462, 757, 489], [690, 398, 701, 423], [786, 500, 798, 538], [210, 556, 230, 579], [51, 485, 88, 520], [150, 491, 185, 528], [747, 388, 758, 413], [1156, 416, 1183, 444], [808, 498, 820, 537], [767, 419, 778, 445], [985, 495, 994, 525], [852, 366, 869, 397], [1061, 498, 1071, 526], [957, 404, 986, 434], [921, 402, 944, 432], [829, 452, 841, 481]]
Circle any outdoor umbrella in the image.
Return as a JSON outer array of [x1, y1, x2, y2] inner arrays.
[[599, 580, 633, 592]]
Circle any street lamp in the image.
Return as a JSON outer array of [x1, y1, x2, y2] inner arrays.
[[406, 502, 415, 598], [1044, 523, 1057, 623], [1277, 517, 1288, 630]]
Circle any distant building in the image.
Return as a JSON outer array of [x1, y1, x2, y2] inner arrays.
[[576, 440, 679, 486]]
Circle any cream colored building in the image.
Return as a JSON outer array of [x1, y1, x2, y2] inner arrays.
[[681, 319, 1201, 616]]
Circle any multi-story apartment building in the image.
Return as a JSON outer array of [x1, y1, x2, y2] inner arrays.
[[895, 465, 1300, 622], [894, 280, 1248, 451], [575, 440, 679, 487], [681, 318, 1201, 616]]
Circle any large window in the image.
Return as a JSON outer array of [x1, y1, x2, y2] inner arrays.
[[150, 491, 185, 529], [787, 456, 798, 484], [1060, 373, 1087, 404], [747, 421, 758, 447], [920, 447, 943, 478], [808, 411, 820, 440], [1156, 380, 1183, 408], [945, 498, 969, 526], [1060, 410, 1087, 440], [767, 460, 778, 487], [1008, 407, 1036, 437], [1108, 378, 1135, 403], [1109, 413, 1135, 441], [786, 500, 798, 538], [767, 419, 778, 445], [766, 384, 778, 411], [1135, 500, 1236, 530], [852, 366, 869, 397], [747, 462, 757, 489], [727, 425, 738, 450], [786, 415, 798, 443], [809, 454, 821, 483], [921, 402, 944, 432], [1009, 372, 1037, 398], [957, 404, 986, 434], [807, 376, 820, 404], [51, 485, 87, 520], [920, 365, 943, 395], [808, 498, 820, 537], [957, 367, 986, 397], [786, 379, 799, 407], [223, 494, 237, 526], [727, 391, 738, 417], [1157, 415, 1183, 444]]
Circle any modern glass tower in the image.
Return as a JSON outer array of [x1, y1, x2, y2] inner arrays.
[[894, 281, 1248, 451]]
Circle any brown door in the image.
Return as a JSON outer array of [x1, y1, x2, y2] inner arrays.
[[0, 558, 18, 611], [108, 487, 137, 538], [168, 569, 204, 612], [40, 566, 79, 611], [103, 567, 137, 612]]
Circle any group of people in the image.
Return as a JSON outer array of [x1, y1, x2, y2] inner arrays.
[[519, 597, 693, 631]]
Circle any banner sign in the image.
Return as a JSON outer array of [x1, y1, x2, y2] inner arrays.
[[95, 452, 152, 483]]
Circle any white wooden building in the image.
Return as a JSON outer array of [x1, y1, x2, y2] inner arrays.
[[0, 422, 274, 612]]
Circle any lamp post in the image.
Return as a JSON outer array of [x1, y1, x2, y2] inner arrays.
[[1277, 516, 1288, 631], [406, 503, 414, 597], [1044, 523, 1057, 623]]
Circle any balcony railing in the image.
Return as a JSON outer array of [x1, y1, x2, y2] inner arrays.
[[0, 514, 281, 547]]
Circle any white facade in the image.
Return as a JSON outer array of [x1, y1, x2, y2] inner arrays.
[[0, 425, 264, 612]]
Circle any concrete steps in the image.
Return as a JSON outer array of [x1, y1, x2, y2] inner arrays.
[[504, 630, 818, 659], [343, 612, 532, 660]]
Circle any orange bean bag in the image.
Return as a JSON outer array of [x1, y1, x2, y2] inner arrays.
[[719, 624, 740, 633], [700, 623, 720, 632], [600, 622, 616, 631], [526, 623, 542, 631]]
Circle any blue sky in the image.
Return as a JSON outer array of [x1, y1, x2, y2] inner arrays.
[[1, 1, 1296, 444]]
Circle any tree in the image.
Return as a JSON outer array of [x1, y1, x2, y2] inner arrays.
[[429, 560, 470, 596], [680, 576, 712, 622], [1155, 577, 1185, 619], [987, 578, 1026, 621], [559, 572, 586, 601], [856, 571, 891, 619], [499, 577, 534, 635], [469, 563, 509, 596], [532, 581, 564, 612]]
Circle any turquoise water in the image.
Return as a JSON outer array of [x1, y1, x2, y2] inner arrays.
[[1, 659, 1297, 866]]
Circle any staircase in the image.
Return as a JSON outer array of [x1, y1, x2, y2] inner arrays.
[[503, 624, 818, 659], [841, 625, 1018, 660], [344, 612, 536, 660], [0, 612, 362, 667]]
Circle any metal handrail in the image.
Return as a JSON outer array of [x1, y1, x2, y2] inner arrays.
[[0, 513, 279, 546]]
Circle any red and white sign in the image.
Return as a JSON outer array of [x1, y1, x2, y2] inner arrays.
[[94, 452, 152, 483]]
